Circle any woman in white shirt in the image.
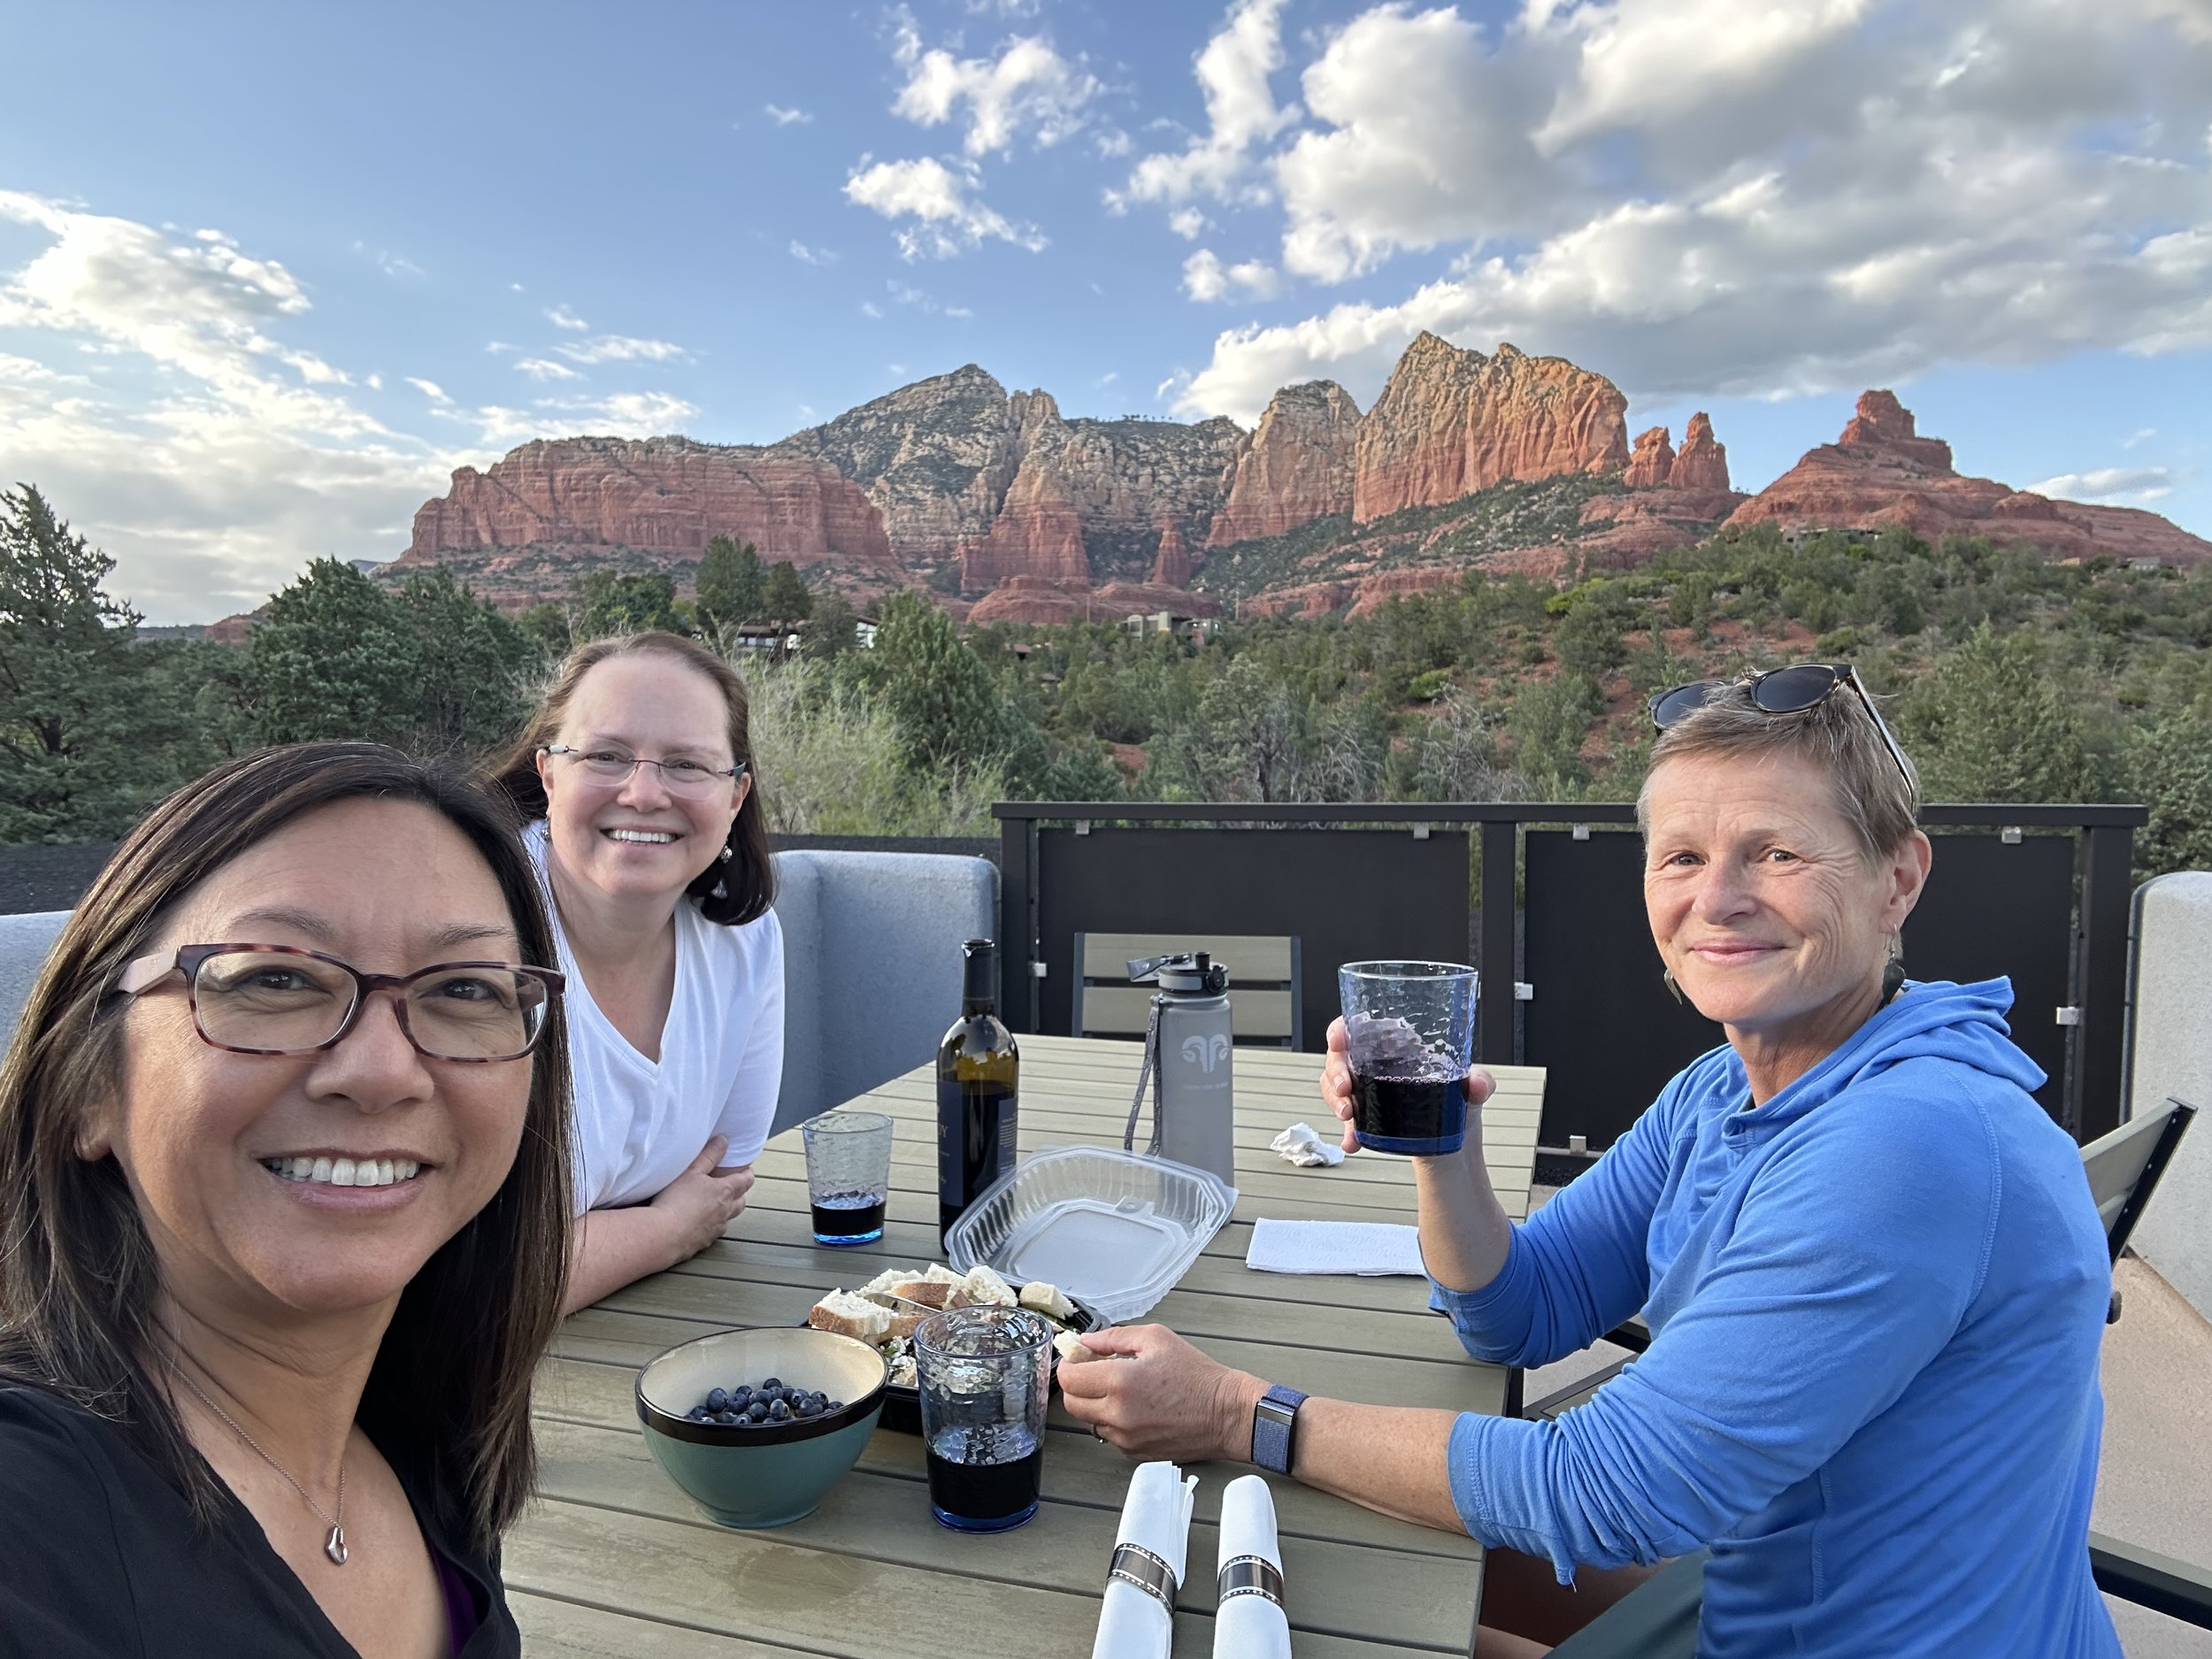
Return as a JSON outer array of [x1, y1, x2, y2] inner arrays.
[[490, 631, 783, 1313]]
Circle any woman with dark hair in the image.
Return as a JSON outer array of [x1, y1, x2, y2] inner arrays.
[[1063, 667, 2121, 1657], [0, 741, 572, 1657], [487, 630, 782, 1314]]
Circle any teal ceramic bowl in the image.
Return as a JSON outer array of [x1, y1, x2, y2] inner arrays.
[[635, 1326, 887, 1529]]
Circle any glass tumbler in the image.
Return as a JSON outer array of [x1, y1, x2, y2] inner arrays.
[[914, 1306, 1051, 1532], [801, 1110, 895, 1246], [1337, 961, 1479, 1155]]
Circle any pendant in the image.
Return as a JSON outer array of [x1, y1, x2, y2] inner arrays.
[[325, 1525, 349, 1566]]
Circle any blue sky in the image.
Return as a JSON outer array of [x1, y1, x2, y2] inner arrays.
[[3, 0, 2208, 622]]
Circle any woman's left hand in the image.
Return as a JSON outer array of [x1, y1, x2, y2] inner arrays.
[[1056, 1324, 1265, 1463]]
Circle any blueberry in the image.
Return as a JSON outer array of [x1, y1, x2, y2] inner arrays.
[[730, 1386, 753, 1403], [795, 1397, 819, 1418], [767, 1399, 791, 1422], [813, 1392, 831, 1410], [687, 1406, 710, 1422], [715, 1409, 741, 1425], [826, 1401, 844, 1414], [705, 1387, 728, 1413], [747, 1402, 769, 1422], [762, 1377, 783, 1392]]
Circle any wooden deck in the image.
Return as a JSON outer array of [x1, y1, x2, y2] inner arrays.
[[508, 1036, 1546, 1656]]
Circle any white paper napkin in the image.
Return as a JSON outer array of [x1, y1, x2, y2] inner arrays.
[[1213, 1475, 1292, 1659], [1093, 1460, 1198, 1659], [1270, 1123, 1345, 1168], [1245, 1217, 1425, 1276]]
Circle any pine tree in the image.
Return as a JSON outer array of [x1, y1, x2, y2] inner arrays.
[[247, 558, 425, 747], [696, 534, 765, 631], [0, 486, 170, 839], [762, 560, 815, 629]]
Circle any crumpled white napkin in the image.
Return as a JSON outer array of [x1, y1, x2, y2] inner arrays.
[[1245, 1217, 1426, 1276], [1270, 1122, 1345, 1168], [1213, 1474, 1292, 1659], [1092, 1460, 1198, 1659]]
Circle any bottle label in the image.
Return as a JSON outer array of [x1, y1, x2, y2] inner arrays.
[[998, 1094, 1018, 1179]]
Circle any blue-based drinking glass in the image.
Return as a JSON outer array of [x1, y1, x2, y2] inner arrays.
[[802, 1110, 895, 1245], [1337, 961, 1479, 1156], [915, 1307, 1050, 1532]]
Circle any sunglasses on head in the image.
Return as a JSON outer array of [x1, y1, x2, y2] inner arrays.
[[1647, 663, 1916, 793]]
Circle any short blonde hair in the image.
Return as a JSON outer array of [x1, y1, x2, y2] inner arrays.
[[1635, 677, 1921, 864]]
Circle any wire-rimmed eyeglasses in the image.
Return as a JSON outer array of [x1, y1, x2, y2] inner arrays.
[[116, 944, 565, 1062], [1647, 663, 1916, 794], [541, 744, 747, 796]]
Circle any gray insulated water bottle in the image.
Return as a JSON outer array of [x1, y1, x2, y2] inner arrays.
[[1122, 952, 1235, 1185]]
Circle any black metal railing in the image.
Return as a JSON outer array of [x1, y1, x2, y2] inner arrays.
[[995, 802, 2145, 1151]]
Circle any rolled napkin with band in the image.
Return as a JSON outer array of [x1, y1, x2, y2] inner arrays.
[[1212, 1473, 1291, 1658], [1093, 1460, 1198, 1659]]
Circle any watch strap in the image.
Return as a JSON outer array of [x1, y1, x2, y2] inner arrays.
[[1250, 1384, 1307, 1474]]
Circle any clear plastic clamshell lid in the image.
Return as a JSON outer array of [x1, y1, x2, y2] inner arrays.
[[943, 1145, 1238, 1325]]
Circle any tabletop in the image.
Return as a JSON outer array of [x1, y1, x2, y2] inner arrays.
[[504, 1036, 1547, 1658]]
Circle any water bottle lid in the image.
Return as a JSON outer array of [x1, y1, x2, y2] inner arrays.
[[1126, 952, 1230, 994]]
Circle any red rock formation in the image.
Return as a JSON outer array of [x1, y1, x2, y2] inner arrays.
[[1671, 412, 1731, 493], [1352, 335, 1631, 523], [1624, 426, 1675, 488], [966, 574, 1223, 626], [1209, 380, 1361, 546], [961, 437, 1092, 592], [1150, 521, 1196, 587], [1726, 391, 2212, 565], [399, 435, 893, 570]]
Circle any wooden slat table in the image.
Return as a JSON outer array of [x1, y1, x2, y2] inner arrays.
[[509, 1036, 1546, 1657]]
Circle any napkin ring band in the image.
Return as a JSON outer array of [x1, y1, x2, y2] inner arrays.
[[1218, 1554, 1285, 1608], [1109, 1542, 1179, 1611]]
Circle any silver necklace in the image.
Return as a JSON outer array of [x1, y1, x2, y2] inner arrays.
[[166, 1359, 349, 1565]]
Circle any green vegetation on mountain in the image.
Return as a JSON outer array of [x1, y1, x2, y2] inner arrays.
[[1, 488, 2206, 880]]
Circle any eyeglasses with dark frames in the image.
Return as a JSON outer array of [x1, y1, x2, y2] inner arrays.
[[541, 744, 747, 796], [1647, 663, 1916, 794], [115, 944, 565, 1063]]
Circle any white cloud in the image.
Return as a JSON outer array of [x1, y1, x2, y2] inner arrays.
[[1168, 207, 1210, 240], [545, 303, 588, 330], [473, 391, 699, 448], [513, 356, 583, 381], [404, 377, 452, 403], [1117, 0, 1296, 208], [1182, 248, 1282, 302], [788, 239, 839, 265], [2027, 465, 2175, 502], [843, 156, 1047, 258], [0, 191, 465, 620], [860, 300, 887, 319], [2124, 427, 2158, 449], [764, 104, 814, 126], [555, 334, 689, 365], [1095, 127, 1133, 158], [1169, 0, 2212, 421], [884, 279, 974, 319], [892, 27, 1101, 156]]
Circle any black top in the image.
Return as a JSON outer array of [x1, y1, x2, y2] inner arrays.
[[0, 1382, 520, 1658]]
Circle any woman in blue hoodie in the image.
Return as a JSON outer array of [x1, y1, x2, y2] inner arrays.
[[1059, 665, 2121, 1658]]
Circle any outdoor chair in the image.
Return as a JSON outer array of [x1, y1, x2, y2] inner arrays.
[[1071, 931, 1302, 1048], [1525, 1097, 2209, 1653]]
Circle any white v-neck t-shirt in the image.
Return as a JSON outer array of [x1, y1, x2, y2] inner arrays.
[[526, 822, 786, 1216]]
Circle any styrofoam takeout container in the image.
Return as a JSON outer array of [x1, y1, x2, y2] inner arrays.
[[944, 1145, 1237, 1324]]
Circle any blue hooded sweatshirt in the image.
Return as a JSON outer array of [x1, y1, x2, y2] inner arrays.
[[1432, 979, 2121, 1657]]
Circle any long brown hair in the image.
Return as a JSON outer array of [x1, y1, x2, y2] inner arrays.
[[0, 742, 572, 1554], [487, 630, 775, 925]]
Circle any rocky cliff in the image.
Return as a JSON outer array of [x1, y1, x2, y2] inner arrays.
[[388, 350, 2207, 624], [402, 435, 895, 571], [1208, 380, 1361, 545], [1724, 392, 2212, 564], [1351, 335, 1631, 523]]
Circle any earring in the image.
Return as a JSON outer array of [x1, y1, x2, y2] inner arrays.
[[1662, 968, 1686, 1005], [1880, 936, 1906, 1004], [718, 843, 733, 864]]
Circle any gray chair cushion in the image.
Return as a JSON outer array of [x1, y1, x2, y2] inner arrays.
[[769, 850, 997, 1136], [0, 910, 72, 1041]]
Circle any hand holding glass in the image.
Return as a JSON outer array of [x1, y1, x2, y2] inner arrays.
[[1336, 961, 1479, 1156]]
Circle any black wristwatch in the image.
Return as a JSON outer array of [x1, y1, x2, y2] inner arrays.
[[1250, 1384, 1307, 1474]]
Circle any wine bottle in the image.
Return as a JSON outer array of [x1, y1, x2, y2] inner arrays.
[[938, 938, 1019, 1246]]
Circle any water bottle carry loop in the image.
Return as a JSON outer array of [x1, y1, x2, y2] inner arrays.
[[1122, 995, 1169, 1157]]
